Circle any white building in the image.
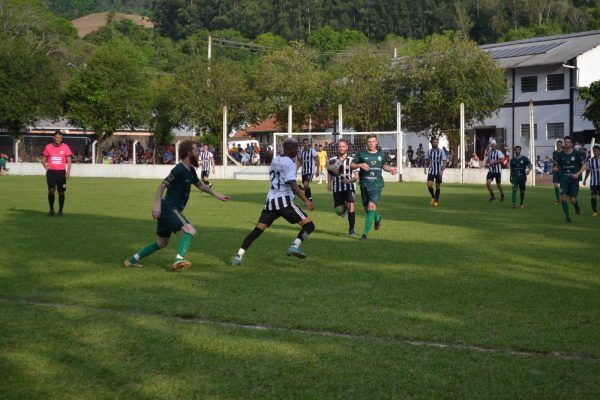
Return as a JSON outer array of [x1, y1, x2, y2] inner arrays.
[[473, 30, 600, 160]]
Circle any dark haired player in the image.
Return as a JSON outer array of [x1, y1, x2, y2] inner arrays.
[[583, 144, 600, 217], [509, 145, 532, 208], [351, 134, 397, 240], [231, 138, 315, 266], [424, 137, 447, 207], [41, 130, 72, 216], [553, 136, 585, 223], [299, 138, 318, 202], [198, 144, 215, 188], [328, 139, 358, 236], [485, 138, 505, 202], [124, 141, 230, 271], [552, 140, 563, 205]]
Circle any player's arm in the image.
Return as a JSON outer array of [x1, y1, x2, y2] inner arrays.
[[152, 182, 167, 219], [382, 163, 397, 175], [525, 159, 533, 176], [66, 155, 72, 179], [195, 181, 230, 201], [423, 158, 429, 174], [573, 162, 587, 180], [211, 155, 216, 174], [41, 155, 48, 171], [350, 159, 369, 171], [342, 171, 359, 185], [583, 168, 590, 185], [289, 180, 313, 211]]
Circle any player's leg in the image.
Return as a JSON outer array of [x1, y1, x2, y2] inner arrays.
[[486, 173, 495, 200], [559, 178, 572, 222], [591, 187, 598, 216], [232, 211, 275, 266], [46, 171, 56, 216], [434, 176, 442, 205], [361, 190, 381, 240], [303, 178, 313, 202], [171, 223, 197, 271], [553, 173, 561, 205], [55, 171, 67, 215], [288, 216, 315, 258], [124, 236, 169, 268], [333, 191, 347, 216], [496, 175, 505, 201], [427, 178, 435, 205], [519, 179, 526, 207], [346, 191, 356, 236], [511, 177, 518, 207]]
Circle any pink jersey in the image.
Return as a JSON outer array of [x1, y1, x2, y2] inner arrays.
[[42, 143, 73, 170]]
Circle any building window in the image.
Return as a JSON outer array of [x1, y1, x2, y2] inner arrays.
[[521, 76, 537, 92], [547, 74, 564, 91], [547, 123, 564, 140], [521, 124, 538, 140]]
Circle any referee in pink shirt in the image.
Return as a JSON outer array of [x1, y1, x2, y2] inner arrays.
[[41, 130, 73, 216]]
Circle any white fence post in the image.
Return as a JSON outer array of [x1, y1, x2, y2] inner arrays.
[[460, 103, 465, 183], [14, 139, 20, 163], [91, 140, 98, 164], [397, 102, 402, 182], [175, 140, 181, 163], [133, 140, 139, 164]]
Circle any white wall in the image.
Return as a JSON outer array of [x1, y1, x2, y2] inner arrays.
[[577, 45, 600, 87]]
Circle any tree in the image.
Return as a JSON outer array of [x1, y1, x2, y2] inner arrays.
[[65, 44, 151, 141], [580, 81, 600, 137], [400, 33, 507, 150]]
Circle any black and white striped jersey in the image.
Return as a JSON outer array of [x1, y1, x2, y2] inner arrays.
[[300, 147, 317, 176], [487, 149, 504, 173], [425, 148, 447, 175], [264, 156, 298, 210], [330, 156, 356, 192], [587, 157, 600, 186], [199, 151, 213, 171]]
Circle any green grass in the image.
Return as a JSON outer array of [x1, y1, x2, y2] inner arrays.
[[1, 176, 599, 399]]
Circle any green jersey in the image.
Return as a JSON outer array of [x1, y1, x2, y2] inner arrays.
[[555, 149, 583, 181], [354, 150, 386, 191], [161, 163, 199, 211], [552, 149, 563, 165], [510, 156, 531, 179], [0, 157, 6, 168]]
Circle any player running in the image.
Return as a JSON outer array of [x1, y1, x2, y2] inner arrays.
[[485, 138, 505, 202], [41, 130, 73, 216], [582, 144, 600, 217], [509, 145, 532, 208], [328, 139, 358, 236], [351, 134, 397, 241], [231, 138, 315, 266], [552, 140, 563, 205], [198, 144, 215, 187], [553, 136, 585, 223], [299, 138, 318, 201], [317, 144, 328, 185], [124, 141, 230, 271], [423, 137, 447, 207]]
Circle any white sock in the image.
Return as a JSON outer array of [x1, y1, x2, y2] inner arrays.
[[176, 254, 184, 260], [236, 249, 245, 258], [133, 254, 140, 261], [292, 238, 302, 247]]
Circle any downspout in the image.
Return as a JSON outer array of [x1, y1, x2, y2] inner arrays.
[[511, 68, 516, 149], [568, 58, 576, 136]]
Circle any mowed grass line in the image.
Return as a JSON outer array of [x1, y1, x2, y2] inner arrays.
[[1, 175, 599, 397]]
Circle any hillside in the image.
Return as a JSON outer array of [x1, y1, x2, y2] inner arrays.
[[71, 12, 153, 37]]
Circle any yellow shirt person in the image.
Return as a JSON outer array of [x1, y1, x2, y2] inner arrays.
[[317, 145, 328, 184]]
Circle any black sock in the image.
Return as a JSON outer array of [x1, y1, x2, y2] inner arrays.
[[520, 190, 525, 205], [296, 221, 315, 241], [428, 187, 435, 198], [241, 227, 264, 251], [305, 187, 312, 201], [348, 212, 355, 230], [574, 201, 580, 212], [58, 194, 65, 211], [435, 188, 440, 201], [592, 198, 598, 213], [48, 193, 55, 210]]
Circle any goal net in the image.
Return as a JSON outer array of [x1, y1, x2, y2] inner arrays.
[[21, 136, 90, 162], [273, 131, 402, 167]]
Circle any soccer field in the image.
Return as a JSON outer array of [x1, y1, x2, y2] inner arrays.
[[1, 176, 599, 399]]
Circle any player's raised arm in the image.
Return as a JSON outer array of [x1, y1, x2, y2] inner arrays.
[[195, 181, 230, 202]]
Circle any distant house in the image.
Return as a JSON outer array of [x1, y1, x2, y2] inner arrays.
[[472, 30, 600, 159], [233, 118, 278, 145]]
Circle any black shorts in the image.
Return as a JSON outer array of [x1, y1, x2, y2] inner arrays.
[[201, 170, 210, 179], [552, 172, 560, 184], [427, 173, 442, 184], [46, 170, 67, 192], [511, 176, 526, 191], [333, 190, 355, 208], [258, 203, 308, 227], [591, 185, 600, 196], [302, 174, 314, 183], [156, 208, 190, 238], [486, 172, 502, 183]]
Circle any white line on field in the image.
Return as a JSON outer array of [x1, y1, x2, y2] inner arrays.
[[2, 297, 598, 363]]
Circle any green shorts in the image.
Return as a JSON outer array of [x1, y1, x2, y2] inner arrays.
[[157, 208, 190, 237], [560, 176, 580, 198], [511, 176, 526, 191], [360, 186, 382, 207]]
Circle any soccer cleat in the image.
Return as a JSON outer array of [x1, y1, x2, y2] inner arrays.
[[565, 217, 573, 223], [592, 212, 598, 217], [500, 195, 505, 202], [123, 259, 143, 268], [171, 260, 192, 271], [489, 196, 496, 202], [360, 234, 368, 241], [554, 200, 560, 206], [433, 201, 439, 207], [349, 229, 356, 237], [374, 216, 382, 231], [430, 198, 436, 206], [57, 210, 63, 217], [48, 209, 55, 217], [286, 245, 307, 259], [512, 204, 517, 208], [230, 256, 243, 267], [574, 205, 581, 215], [519, 205, 525, 209]]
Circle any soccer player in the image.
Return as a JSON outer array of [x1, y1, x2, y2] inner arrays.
[[41, 130, 72, 216], [351, 134, 397, 241], [423, 137, 447, 207], [485, 139, 505, 202], [328, 139, 359, 236], [231, 138, 315, 266], [582, 144, 600, 217], [124, 141, 230, 271], [553, 136, 585, 223], [198, 144, 215, 187], [299, 138, 318, 201], [509, 145, 532, 208], [317, 144, 328, 185], [552, 140, 563, 205]]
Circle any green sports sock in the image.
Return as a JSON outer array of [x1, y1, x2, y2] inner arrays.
[[561, 201, 570, 218], [175, 233, 193, 261], [554, 187, 560, 201], [363, 210, 375, 235], [129, 242, 160, 264], [512, 191, 517, 205], [374, 211, 381, 222]]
